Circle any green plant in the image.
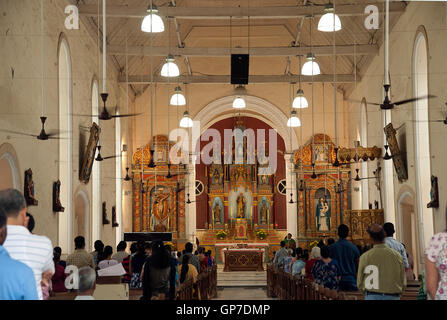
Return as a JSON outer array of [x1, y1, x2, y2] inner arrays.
[[309, 240, 319, 250], [256, 229, 268, 239], [216, 230, 228, 240]]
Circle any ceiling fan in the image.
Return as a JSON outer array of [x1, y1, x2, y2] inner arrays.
[[95, 145, 122, 162], [0, 117, 66, 140], [411, 102, 447, 125]]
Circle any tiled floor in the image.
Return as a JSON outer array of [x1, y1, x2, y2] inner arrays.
[[213, 287, 276, 300]]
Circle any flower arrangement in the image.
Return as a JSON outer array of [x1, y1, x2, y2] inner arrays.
[[256, 229, 268, 240], [309, 240, 319, 250], [165, 241, 175, 251], [216, 230, 228, 240]]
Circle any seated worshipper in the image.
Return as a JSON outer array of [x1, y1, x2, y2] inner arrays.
[[184, 242, 200, 273], [144, 242, 152, 257], [98, 245, 119, 269], [165, 245, 178, 300], [292, 252, 306, 277], [112, 241, 129, 263], [66, 236, 96, 269], [312, 245, 341, 290], [25, 212, 34, 233], [54, 246, 66, 268], [329, 224, 360, 291], [91, 240, 104, 266], [283, 249, 294, 273], [0, 189, 54, 300], [206, 250, 214, 267], [51, 250, 67, 293], [198, 247, 209, 272], [130, 240, 147, 289], [0, 207, 38, 300], [273, 241, 288, 267], [179, 254, 198, 284], [327, 238, 335, 246], [357, 224, 406, 300], [75, 267, 97, 300], [305, 246, 321, 281], [284, 233, 296, 249], [142, 241, 173, 300]]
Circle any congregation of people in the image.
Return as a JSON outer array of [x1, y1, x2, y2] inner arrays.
[[272, 222, 447, 300], [0, 188, 215, 300]]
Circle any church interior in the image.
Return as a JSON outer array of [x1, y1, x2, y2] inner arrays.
[[0, 0, 446, 301]]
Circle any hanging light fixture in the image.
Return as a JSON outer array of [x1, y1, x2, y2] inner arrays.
[[301, 53, 321, 76], [287, 111, 301, 127], [318, 3, 342, 32], [292, 88, 309, 109], [161, 54, 180, 77], [170, 86, 186, 106], [232, 85, 247, 109], [141, 4, 165, 33], [180, 111, 193, 128]]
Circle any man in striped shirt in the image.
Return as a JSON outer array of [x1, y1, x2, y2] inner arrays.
[[0, 189, 54, 300]]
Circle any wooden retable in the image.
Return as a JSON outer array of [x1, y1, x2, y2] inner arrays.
[[223, 249, 264, 272]]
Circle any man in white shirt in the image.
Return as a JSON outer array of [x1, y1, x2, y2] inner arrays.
[[75, 266, 97, 300], [383, 222, 409, 269], [0, 189, 54, 300]]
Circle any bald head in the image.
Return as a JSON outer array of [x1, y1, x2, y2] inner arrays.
[[367, 224, 385, 243]]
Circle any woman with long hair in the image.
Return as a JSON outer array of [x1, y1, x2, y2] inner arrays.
[[130, 240, 146, 289], [179, 254, 198, 284], [142, 241, 174, 300], [98, 245, 118, 269]]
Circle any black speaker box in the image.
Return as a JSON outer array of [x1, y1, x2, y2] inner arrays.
[[231, 54, 249, 84]]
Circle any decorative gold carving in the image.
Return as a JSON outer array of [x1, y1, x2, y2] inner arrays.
[[338, 145, 382, 163], [294, 134, 336, 166]]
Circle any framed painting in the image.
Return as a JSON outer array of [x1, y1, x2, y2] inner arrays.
[[79, 123, 100, 184]]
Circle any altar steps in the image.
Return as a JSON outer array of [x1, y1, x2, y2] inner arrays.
[[217, 270, 267, 287]]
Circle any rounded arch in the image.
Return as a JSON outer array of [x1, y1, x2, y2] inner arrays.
[[73, 188, 90, 251], [412, 25, 433, 252], [0, 143, 21, 191], [58, 33, 73, 253], [193, 95, 299, 152]]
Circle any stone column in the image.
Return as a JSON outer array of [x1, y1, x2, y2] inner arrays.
[[185, 154, 197, 243], [285, 154, 297, 237]]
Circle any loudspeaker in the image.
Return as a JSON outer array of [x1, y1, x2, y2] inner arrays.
[[231, 54, 249, 84]]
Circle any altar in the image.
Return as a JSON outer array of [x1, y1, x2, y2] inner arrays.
[[223, 248, 264, 272], [215, 243, 269, 264]]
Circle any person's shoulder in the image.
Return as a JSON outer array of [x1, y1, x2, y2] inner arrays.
[[29, 233, 53, 249], [9, 256, 35, 276], [384, 246, 404, 261]]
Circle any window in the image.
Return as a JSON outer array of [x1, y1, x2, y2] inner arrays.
[[413, 29, 433, 248], [58, 37, 72, 253], [195, 180, 204, 196], [277, 179, 287, 195], [360, 99, 369, 209], [91, 79, 100, 250]]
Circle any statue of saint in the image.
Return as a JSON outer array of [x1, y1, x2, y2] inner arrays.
[[150, 193, 170, 232], [213, 169, 220, 185], [236, 193, 246, 218], [213, 203, 221, 223], [260, 202, 268, 224]]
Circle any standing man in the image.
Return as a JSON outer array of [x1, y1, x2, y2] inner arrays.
[[284, 233, 296, 250], [383, 222, 409, 270], [66, 236, 96, 269], [183, 242, 200, 273], [0, 189, 54, 300], [273, 241, 288, 267], [329, 224, 360, 291], [0, 207, 38, 300], [357, 224, 406, 300]]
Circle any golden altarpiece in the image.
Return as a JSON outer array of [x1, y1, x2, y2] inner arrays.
[[131, 135, 188, 242], [293, 134, 384, 248]]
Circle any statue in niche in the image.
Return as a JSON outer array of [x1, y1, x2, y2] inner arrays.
[[150, 193, 170, 232], [102, 202, 110, 225], [213, 202, 222, 223], [112, 206, 119, 227], [236, 193, 246, 219], [24, 169, 38, 206], [260, 202, 269, 224], [52, 180, 64, 212], [212, 168, 220, 185]]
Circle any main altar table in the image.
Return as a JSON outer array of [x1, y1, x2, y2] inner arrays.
[[223, 248, 264, 272], [215, 243, 269, 264]]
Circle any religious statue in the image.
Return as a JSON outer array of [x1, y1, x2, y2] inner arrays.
[[52, 180, 64, 212], [112, 206, 119, 227], [150, 193, 170, 232], [102, 202, 110, 225], [260, 202, 269, 224], [316, 197, 331, 231], [24, 169, 38, 206], [213, 168, 220, 185], [236, 193, 246, 218], [213, 202, 221, 223]]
